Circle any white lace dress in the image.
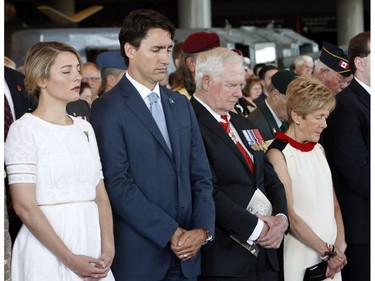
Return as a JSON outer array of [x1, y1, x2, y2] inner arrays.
[[5, 113, 115, 281]]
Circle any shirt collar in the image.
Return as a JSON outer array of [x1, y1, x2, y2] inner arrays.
[[126, 72, 160, 100], [193, 94, 230, 123], [265, 100, 282, 127], [354, 77, 371, 94]]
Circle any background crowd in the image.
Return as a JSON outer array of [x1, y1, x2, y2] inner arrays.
[[4, 8, 370, 281]]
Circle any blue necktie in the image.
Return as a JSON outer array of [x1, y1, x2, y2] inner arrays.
[[148, 92, 172, 151]]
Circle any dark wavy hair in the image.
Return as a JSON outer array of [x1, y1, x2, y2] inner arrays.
[[348, 31, 370, 74], [118, 9, 175, 67]]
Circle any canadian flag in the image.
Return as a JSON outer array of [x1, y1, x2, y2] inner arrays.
[[339, 60, 349, 69]]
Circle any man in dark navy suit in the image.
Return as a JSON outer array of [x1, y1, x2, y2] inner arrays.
[[322, 31, 370, 281], [90, 9, 215, 281]]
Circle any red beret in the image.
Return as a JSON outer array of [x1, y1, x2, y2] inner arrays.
[[182, 32, 221, 54], [232, 49, 243, 56]]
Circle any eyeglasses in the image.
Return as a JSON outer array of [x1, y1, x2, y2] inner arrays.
[[82, 77, 101, 82], [302, 64, 313, 70], [329, 71, 351, 86]]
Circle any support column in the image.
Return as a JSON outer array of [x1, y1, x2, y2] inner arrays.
[[336, 0, 364, 45], [178, 0, 212, 28]]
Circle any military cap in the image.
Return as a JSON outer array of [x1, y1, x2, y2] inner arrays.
[[271, 70, 297, 95], [96, 50, 127, 70], [319, 41, 351, 77]]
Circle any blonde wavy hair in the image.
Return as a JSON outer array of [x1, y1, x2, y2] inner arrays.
[[286, 76, 336, 124], [24, 41, 82, 97]]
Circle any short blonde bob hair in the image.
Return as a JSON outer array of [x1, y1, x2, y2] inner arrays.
[[286, 76, 336, 124], [24, 41, 82, 97]]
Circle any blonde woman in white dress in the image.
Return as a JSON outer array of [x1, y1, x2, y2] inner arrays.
[[266, 76, 347, 281], [5, 41, 115, 281]]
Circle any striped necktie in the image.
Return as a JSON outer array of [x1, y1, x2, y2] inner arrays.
[[220, 115, 254, 174]]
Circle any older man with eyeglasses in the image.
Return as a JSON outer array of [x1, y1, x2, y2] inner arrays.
[[293, 55, 314, 76], [82, 61, 103, 99], [313, 41, 352, 95]]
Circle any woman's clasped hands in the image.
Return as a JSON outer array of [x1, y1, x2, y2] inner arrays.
[[325, 242, 347, 279], [67, 253, 113, 280]]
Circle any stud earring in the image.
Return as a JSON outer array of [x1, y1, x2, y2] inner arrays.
[[296, 121, 300, 125]]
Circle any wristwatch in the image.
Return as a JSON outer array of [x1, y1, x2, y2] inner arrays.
[[203, 230, 213, 245]]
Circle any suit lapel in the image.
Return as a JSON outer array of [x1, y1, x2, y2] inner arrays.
[[119, 78, 174, 160], [192, 97, 254, 178], [160, 88, 180, 166], [5, 68, 27, 118], [230, 113, 262, 178], [351, 79, 370, 110], [259, 103, 280, 136]]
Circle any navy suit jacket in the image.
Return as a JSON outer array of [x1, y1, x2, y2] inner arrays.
[[4, 66, 35, 120], [66, 99, 90, 121], [90, 76, 215, 280], [190, 96, 288, 278], [322, 78, 370, 245], [253, 92, 267, 106]]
